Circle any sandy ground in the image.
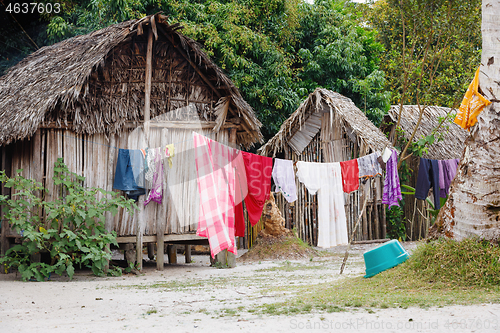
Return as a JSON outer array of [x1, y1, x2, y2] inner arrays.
[[1, 241, 499, 333]]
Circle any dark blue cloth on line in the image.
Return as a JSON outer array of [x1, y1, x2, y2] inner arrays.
[[113, 149, 146, 201], [415, 158, 441, 209]]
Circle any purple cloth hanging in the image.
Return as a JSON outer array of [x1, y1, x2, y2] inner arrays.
[[382, 150, 402, 208], [144, 148, 163, 206], [439, 159, 460, 198]]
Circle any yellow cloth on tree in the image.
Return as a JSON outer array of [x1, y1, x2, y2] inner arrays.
[[454, 67, 491, 130]]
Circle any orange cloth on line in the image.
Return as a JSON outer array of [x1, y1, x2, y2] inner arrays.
[[454, 67, 491, 130]]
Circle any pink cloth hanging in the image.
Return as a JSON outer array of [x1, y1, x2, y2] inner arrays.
[[193, 132, 238, 258]]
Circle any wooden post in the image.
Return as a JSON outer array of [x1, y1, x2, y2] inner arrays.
[[382, 204, 387, 239], [136, 25, 154, 271], [1, 145, 13, 272], [340, 197, 368, 274], [167, 244, 177, 264], [1, 147, 8, 266], [136, 197, 144, 269], [361, 184, 368, 240], [373, 177, 380, 239], [104, 135, 116, 272], [105, 135, 116, 232], [144, 26, 153, 136], [156, 128, 168, 270], [185, 245, 191, 263], [29, 131, 42, 264]]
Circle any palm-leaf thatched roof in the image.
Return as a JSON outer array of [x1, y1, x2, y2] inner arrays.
[[258, 88, 393, 157], [0, 13, 262, 147], [380, 105, 467, 160]]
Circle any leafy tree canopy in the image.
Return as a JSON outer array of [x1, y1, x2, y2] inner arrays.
[[1, 0, 393, 140], [366, 0, 481, 108]]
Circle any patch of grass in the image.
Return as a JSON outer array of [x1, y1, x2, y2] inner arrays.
[[258, 301, 345, 315], [246, 238, 500, 314], [404, 238, 500, 287], [221, 308, 238, 316], [146, 308, 157, 315], [197, 308, 210, 316]]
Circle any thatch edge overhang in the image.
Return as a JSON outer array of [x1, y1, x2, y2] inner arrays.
[[258, 88, 394, 157], [381, 105, 467, 160], [0, 13, 262, 147]]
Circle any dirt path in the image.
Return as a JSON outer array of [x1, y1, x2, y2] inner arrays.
[[1, 242, 499, 332]]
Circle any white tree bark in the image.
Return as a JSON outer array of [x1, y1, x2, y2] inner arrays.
[[434, 0, 500, 240]]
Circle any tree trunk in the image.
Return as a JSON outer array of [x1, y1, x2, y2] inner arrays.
[[433, 0, 500, 240]]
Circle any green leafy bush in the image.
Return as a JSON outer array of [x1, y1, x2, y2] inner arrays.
[[0, 158, 135, 281]]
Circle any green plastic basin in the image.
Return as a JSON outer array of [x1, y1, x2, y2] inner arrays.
[[363, 239, 409, 278]]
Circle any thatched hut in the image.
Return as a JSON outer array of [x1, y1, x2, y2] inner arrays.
[[380, 105, 467, 240], [259, 88, 394, 245], [0, 14, 262, 268]]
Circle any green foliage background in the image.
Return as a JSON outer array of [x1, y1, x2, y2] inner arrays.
[[0, 0, 482, 137], [1, 0, 391, 140], [366, 0, 482, 108]]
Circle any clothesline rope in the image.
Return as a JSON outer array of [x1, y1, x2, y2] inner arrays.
[[56, 133, 194, 150]]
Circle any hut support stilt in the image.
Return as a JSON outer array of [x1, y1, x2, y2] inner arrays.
[[136, 26, 154, 271], [104, 135, 116, 272], [167, 245, 177, 264], [156, 128, 169, 270], [1, 146, 12, 273], [184, 245, 191, 263]]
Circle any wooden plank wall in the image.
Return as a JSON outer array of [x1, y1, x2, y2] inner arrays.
[[111, 126, 230, 236], [3, 126, 231, 238]]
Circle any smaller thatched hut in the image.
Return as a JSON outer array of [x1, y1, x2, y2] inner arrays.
[[259, 88, 394, 245], [380, 105, 468, 240]]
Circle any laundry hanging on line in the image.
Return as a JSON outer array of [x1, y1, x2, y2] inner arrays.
[[296, 161, 348, 248], [358, 151, 383, 180], [271, 158, 297, 203], [193, 132, 239, 258], [416, 157, 460, 209], [112, 149, 146, 201], [234, 152, 273, 236], [113, 144, 175, 203], [382, 149, 402, 208], [111, 130, 407, 252], [454, 67, 491, 130], [340, 159, 359, 193], [438, 159, 459, 198], [144, 147, 163, 206]]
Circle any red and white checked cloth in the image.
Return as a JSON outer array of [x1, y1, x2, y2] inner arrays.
[[193, 132, 239, 258]]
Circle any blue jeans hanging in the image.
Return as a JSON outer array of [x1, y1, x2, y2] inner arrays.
[[112, 149, 146, 201]]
